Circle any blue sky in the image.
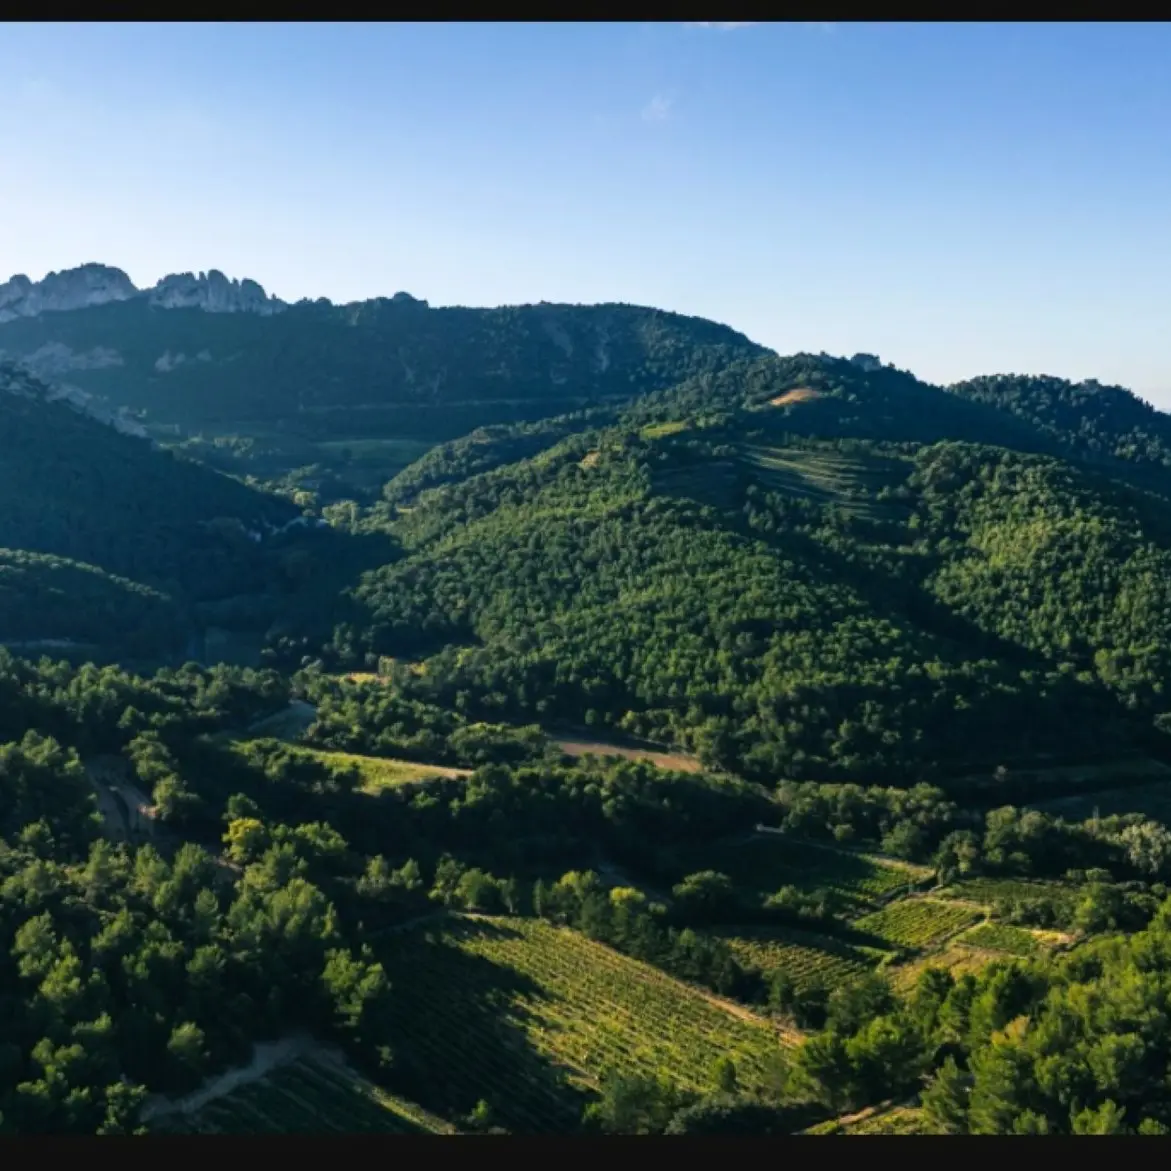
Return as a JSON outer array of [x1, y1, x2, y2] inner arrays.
[[2, 22, 1170, 401]]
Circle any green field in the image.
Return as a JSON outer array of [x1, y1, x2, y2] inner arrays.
[[228, 737, 467, 792], [380, 915, 792, 1133], [640, 420, 690, 439], [290, 744, 468, 791], [150, 1055, 453, 1134], [852, 899, 982, 951], [683, 836, 927, 913], [957, 923, 1041, 957], [713, 925, 887, 989]]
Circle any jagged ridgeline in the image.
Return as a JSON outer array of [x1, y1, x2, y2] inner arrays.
[[0, 266, 767, 502]]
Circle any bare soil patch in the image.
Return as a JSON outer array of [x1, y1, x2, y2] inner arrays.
[[553, 735, 702, 773], [769, 387, 821, 407]]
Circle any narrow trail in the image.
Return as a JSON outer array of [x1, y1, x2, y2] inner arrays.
[[141, 1033, 321, 1121]]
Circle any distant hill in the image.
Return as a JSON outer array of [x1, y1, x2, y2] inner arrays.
[[946, 373, 1171, 492], [0, 361, 358, 659], [0, 277, 768, 502]]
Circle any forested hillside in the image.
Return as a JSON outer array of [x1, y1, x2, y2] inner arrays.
[[0, 296, 765, 503], [7, 291, 1171, 1135], [0, 362, 388, 662], [327, 355, 1171, 789]]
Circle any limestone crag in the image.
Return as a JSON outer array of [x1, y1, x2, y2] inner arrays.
[[0, 264, 137, 322], [0, 264, 286, 321], [148, 270, 285, 315]]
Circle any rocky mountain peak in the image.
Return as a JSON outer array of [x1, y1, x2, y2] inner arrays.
[[0, 264, 137, 323], [148, 269, 285, 315], [0, 264, 287, 321]]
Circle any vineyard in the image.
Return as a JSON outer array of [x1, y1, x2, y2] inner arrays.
[[852, 898, 982, 951], [714, 925, 887, 989], [942, 877, 1079, 913], [808, 1105, 931, 1135], [150, 1055, 452, 1134], [957, 923, 1041, 957], [688, 836, 925, 911], [380, 916, 792, 1132], [737, 445, 909, 521]]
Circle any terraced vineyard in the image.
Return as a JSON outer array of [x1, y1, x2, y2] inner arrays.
[[381, 915, 792, 1132], [151, 1056, 452, 1134], [687, 836, 927, 912], [957, 923, 1041, 957], [737, 445, 909, 519], [852, 898, 982, 951], [713, 925, 887, 989]]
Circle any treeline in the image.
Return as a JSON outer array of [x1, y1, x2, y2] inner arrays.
[[295, 672, 556, 769]]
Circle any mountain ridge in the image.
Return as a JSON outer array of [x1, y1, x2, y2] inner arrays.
[[0, 262, 285, 321]]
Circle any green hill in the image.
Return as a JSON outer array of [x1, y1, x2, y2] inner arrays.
[[0, 361, 378, 660], [328, 355, 1171, 789], [0, 298, 766, 502]]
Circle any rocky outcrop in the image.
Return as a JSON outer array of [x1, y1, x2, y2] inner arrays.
[[0, 264, 286, 321], [148, 269, 285, 315], [0, 264, 137, 322], [0, 358, 147, 437]]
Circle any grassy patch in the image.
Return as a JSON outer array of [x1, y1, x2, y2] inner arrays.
[[229, 739, 467, 792], [957, 923, 1040, 957], [640, 420, 690, 440]]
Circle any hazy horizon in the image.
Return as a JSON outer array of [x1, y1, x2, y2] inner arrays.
[[3, 22, 1170, 402]]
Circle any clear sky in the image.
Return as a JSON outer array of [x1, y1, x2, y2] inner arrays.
[[2, 22, 1170, 402]]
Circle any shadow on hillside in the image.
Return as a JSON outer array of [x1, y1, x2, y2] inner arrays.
[[374, 918, 592, 1134]]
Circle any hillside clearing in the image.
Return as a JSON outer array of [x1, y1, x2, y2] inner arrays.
[[768, 388, 821, 407], [247, 700, 318, 739], [228, 738, 470, 790], [553, 734, 702, 773]]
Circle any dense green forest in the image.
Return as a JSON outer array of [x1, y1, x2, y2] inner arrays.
[[0, 297, 765, 503], [8, 292, 1171, 1133]]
